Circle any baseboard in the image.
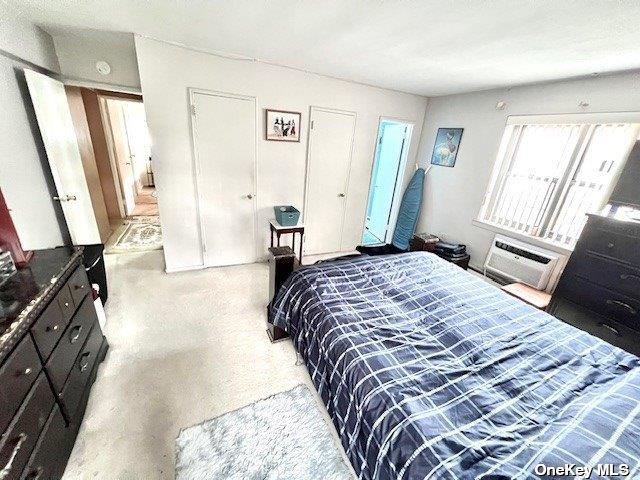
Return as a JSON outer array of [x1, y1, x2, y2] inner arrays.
[[165, 264, 206, 273]]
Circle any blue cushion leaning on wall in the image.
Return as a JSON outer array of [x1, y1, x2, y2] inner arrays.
[[391, 167, 426, 250]]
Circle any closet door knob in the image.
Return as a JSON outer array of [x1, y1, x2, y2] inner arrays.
[[246, 194, 253, 199], [338, 193, 346, 198]]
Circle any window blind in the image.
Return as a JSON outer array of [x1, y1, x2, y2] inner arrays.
[[480, 118, 639, 248]]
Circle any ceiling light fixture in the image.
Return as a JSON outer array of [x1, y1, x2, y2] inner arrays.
[[95, 61, 111, 75]]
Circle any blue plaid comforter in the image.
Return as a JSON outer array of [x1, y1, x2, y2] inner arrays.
[[269, 252, 640, 479]]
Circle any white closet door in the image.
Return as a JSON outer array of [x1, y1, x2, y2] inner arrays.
[[304, 107, 356, 255], [24, 69, 100, 245], [191, 91, 256, 266]]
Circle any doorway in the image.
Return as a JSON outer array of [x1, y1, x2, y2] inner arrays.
[[100, 97, 156, 218], [88, 92, 161, 254], [25, 73, 161, 252], [362, 119, 413, 246]]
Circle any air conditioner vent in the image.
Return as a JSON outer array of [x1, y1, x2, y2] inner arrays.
[[494, 241, 552, 264], [484, 235, 565, 291]]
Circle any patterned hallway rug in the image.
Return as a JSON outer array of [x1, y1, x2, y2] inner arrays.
[[108, 216, 162, 253], [175, 385, 354, 480]]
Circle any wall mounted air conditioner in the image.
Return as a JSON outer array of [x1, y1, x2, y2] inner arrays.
[[483, 235, 565, 291]]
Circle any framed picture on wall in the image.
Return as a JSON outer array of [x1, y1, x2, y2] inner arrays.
[[265, 109, 301, 142], [430, 128, 463, 167]]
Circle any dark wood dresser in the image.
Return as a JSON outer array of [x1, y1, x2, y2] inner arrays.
[[549, 213, 640, 356], [0, 247, 108, 479]]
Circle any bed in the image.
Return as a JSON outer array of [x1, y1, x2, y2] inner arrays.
[[268, 252, 640, 479]]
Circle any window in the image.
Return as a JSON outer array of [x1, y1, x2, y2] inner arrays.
[[479, 114, 640, 248]]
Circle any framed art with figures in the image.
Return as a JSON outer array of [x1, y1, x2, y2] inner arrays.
[[265, 109, 301, 142], [431, 127, 463, 167]]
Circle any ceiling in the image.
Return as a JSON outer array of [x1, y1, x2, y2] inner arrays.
[[8, 0, 640, 96]]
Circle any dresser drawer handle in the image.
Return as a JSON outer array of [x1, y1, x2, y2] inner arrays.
[[600, 323, 620, 336], [22, 367, 33, 376], [69, 325, 83, 344], [606, 299, 637, 316], [45, 324, 59, 332], [0, 432, 27, 478], [606, 242, 615, 249], [79, 351, 92, 373], [620, 273, 640, 282], [74, 284, 86, 290], [24, 466, 43, 480]]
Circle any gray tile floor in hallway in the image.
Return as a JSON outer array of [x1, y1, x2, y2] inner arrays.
[[64, 250, 335, 479]]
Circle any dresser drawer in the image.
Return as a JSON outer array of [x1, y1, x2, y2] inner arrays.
[[0, 373, 54, 480], [67, 266, 90, 309], [551, 297, 640, 357], [56, 284, 76, 325], [19, 406, 71, 480], [560, 275, 640, 331], [580, 225, 640, 266], [0, 336, 42, 433], [46, 295, 97, 393], [30, 298, 67, 362], [567, 252, 640, 301], [59, 321, 102, 419]]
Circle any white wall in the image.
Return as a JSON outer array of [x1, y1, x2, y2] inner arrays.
[[0, 4, 60, 73], [50, 29, 140, 89], [135, 36, 428, 272], [0, 43, 66, 249], [416, 71, 640, 269]]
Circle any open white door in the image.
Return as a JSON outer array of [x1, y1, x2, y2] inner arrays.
[[364, 120, 411, 244], [24, 69, 100, 245]]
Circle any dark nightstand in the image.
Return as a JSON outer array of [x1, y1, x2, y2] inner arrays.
[[266, 246, 296, 342], [410, 234, 470, 270], [409, 233, 439, 252], [269, 220, 305, 262]]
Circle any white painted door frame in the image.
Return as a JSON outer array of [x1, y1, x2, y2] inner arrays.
[[361, 116, 415, 244], [303, 106, 357, 254], [188, 87, 258, 267]]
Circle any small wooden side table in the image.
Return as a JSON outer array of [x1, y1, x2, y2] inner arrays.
[[269, 220, 305, 262], [502, 283, 551, 310]]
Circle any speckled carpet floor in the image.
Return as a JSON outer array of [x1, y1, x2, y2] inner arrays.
[[63, 250, 356, 479]]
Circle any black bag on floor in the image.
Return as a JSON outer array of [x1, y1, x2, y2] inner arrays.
[[356, 244, 407, 256], [434, 242, 466, 256]]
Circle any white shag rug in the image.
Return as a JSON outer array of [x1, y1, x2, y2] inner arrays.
[[175, 385, 354, 480]]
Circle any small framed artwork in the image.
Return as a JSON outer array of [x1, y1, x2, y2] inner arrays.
[[265, 109, 301, 142], [431, 128, 463, 167]]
